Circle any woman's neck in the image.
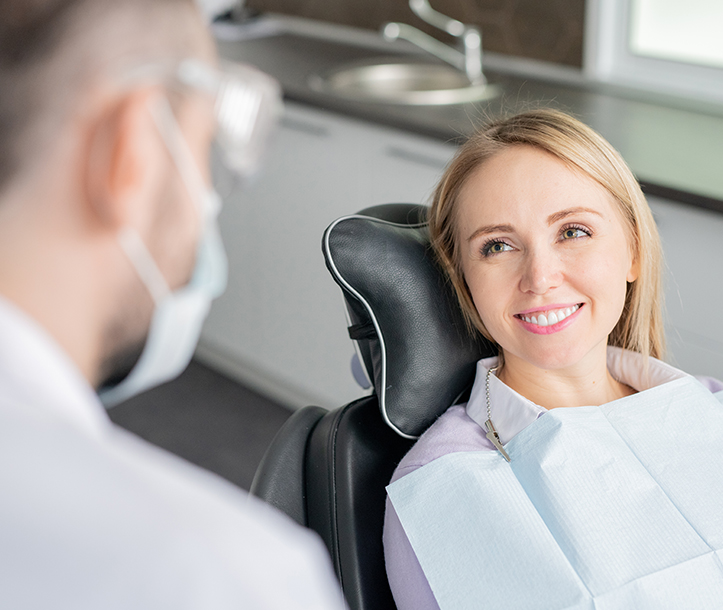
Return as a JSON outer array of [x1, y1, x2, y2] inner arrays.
[[496, 347, 636, 410]]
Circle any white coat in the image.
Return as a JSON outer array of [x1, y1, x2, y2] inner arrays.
[[0, 297, 345, 609]]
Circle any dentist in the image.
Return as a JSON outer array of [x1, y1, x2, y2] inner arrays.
[[0, 0, 344, 607]]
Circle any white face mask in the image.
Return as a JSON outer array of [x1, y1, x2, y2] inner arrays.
[[99, 99, 228, 408], [98, 59, 281, 406]]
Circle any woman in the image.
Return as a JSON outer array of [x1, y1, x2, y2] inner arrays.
[[383, 109, 723, 610]]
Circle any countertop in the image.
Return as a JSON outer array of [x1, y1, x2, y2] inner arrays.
[[215, 16, 723, 213]]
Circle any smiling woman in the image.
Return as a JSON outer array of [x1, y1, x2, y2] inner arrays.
[[429, 109, 663, 368], [456, 145, 640, 406], [382, 109, 723, 610]]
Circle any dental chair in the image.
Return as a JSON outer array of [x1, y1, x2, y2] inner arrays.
[[250, 203, 494, 610]]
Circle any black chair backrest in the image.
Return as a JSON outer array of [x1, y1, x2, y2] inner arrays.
[[323, 204, 494, 438], [252, 204, 494, 610]]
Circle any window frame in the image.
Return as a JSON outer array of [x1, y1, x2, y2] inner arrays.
[[584, 0, 723, 104]]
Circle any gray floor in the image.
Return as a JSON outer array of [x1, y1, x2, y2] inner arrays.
[[108, 360, 293, 491]]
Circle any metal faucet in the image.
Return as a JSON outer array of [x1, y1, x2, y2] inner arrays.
[[382, 0, 485, 85]]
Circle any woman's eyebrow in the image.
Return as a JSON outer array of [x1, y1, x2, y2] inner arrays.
[[467, 208, 603, 242], [547, 207, 603, 225], [467, 224, 515, 242]]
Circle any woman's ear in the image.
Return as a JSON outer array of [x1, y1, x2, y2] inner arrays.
[[627, 255, 640, 283], [84, 87, 165, 232]]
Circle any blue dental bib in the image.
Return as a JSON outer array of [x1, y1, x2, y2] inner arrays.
[[387, 377, 723, 610]]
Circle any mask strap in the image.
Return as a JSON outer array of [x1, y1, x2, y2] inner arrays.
[[118, 227, 171, 305], [148, 96, 209, 219], [118, 95, 217, 305]]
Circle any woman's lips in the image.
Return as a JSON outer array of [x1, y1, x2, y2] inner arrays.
[[515, 303, 583, 335]]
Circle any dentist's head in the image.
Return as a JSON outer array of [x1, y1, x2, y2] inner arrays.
[[0, 0, 280, 402], [0, 7, 348, 608]]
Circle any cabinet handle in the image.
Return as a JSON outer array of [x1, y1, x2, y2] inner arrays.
[[280, 116, 331, 138], [385, 146, 449, 170]]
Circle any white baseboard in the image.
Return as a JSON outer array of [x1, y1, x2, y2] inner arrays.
[[194, 340, 332, 411]]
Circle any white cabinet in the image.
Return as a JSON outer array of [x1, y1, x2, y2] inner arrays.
[[198, 103, 456, 409]]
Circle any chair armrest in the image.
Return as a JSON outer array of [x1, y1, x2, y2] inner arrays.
[[250, 405, 327, 526]]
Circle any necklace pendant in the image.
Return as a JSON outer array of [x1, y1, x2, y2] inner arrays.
[[484, 365, 510, 461], [485, 419, 511, 462]]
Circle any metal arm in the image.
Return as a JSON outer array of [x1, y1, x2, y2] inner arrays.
[[409, 0, 465, 36], [382, 0, 485, 84]]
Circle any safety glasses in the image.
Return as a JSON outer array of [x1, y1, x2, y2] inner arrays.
[[175, 59, 283, 177]]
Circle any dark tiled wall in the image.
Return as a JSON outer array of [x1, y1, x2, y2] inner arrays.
[[244, 0, 585, 67]]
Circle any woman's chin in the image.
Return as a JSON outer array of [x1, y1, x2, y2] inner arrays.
[[501, 343, 600, 374]]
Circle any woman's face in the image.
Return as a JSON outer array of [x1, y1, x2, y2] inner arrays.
[[457, 145, 638, 374]]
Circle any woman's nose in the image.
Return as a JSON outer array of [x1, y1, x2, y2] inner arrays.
[[518, 248, 563, 295]]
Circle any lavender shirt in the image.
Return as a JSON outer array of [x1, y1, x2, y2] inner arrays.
[[382, 349, 723, 610]]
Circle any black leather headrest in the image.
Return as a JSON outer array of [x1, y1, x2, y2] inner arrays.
[[322, 203, 494, 439]]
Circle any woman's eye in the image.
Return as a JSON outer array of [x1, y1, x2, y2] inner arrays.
[[561, 227, 589, 240], [482, 241, 513, 256]]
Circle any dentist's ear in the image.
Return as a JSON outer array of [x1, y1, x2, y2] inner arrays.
[[83, 87, 167, 234]]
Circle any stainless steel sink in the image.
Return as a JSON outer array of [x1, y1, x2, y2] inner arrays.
[[308, 61, 500, 106]]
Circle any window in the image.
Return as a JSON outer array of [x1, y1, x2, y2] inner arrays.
[[585, 0, 723, 104]]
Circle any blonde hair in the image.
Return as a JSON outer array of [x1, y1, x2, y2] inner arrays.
[[429, 108, 665, 360]]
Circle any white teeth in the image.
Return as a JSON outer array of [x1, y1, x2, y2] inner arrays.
[[521, 304, 580, 327]]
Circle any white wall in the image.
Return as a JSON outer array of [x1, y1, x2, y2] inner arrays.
[[649, 195, 723, 378]]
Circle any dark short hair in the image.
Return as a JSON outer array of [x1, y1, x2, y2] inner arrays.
[[0, 0, 197, 193]]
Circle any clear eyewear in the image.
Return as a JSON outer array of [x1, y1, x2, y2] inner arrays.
[[125, 58, 283, 178], [176, 59, 283, 178]]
